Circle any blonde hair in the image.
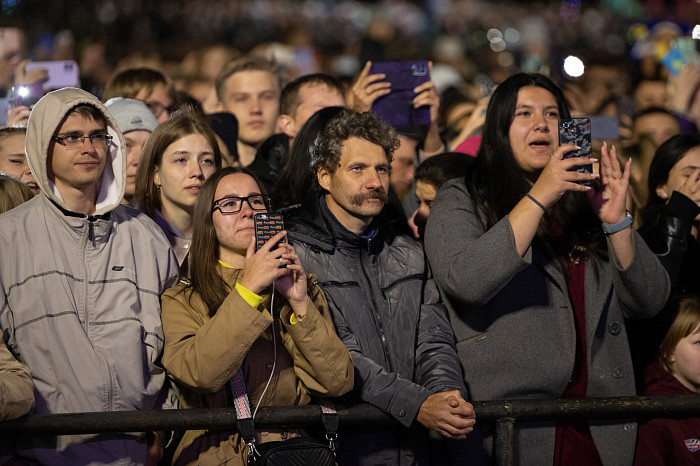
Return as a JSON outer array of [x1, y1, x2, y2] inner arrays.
[[0, 175, 33, 214], [659, 296, 700, 373]]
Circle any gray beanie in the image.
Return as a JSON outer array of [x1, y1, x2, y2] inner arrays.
[[104, 97, 158, 134]]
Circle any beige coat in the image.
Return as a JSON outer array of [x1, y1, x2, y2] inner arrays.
[[161, 267, 354, 466], [0, 343, 33, 422]]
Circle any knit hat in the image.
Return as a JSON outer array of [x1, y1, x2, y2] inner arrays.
[[104, 97, 158, 134]]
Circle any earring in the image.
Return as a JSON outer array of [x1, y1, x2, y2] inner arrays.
[[661, 192, 667, 199], [155, 183, 161, 191]]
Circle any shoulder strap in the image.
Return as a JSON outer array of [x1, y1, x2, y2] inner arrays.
[[230, 370, 257, 461]]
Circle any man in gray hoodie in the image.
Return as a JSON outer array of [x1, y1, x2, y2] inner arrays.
[[0, 87, 179, 465]]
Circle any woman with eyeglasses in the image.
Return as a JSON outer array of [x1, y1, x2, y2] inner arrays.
[[135, 107, 222, 275], [160, 166, 353, 466]]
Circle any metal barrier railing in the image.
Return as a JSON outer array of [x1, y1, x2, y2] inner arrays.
[[2, 396, 699, 466]]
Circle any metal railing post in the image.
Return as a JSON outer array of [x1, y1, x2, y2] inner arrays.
[[494, 417, 515, 466]]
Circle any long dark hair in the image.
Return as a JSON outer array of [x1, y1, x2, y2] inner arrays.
[[466, 72, 603, 255], [641, 134, 700, 229], [135, 107, 223, 218], [188, 166, 269, 315], [272, 106, 346, 208]]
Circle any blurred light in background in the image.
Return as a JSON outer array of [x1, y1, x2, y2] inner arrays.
[[563, 55, 585, 77], [2, 0, 20, 14], [693, 25, 700, 40]]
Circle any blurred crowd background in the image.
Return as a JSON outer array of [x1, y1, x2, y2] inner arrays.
[[0, 0, 698, 103]]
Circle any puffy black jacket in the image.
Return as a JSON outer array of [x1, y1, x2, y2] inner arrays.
[[283, 194, 466, 465]]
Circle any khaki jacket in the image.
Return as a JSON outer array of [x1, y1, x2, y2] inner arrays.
[[161, 267, 353, 466], [0, 342, 33, 422]]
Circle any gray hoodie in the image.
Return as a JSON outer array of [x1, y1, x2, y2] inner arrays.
[[0, 88, 179, 465]]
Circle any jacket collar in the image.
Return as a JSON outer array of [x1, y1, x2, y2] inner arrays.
[[284, 192, 382, 253]]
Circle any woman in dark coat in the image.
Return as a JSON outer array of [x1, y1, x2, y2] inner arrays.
[[425, 73, 670, 466]]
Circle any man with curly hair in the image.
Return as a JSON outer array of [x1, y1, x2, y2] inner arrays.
[[283, 108, 475, 465]]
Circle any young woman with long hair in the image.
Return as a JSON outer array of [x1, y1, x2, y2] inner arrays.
[[160, 166, 353, 465], [135, 108, 222, 274], [424, 72, 670, 465]]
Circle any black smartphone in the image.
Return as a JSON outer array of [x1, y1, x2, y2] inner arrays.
[[369, 60, 431, 127], [559, 118, 593, 186], [254, 213, 285, 251]]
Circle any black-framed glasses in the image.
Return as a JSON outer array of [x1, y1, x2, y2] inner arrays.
[[212, 194, 271, 214], [53, 133, 112, 150]]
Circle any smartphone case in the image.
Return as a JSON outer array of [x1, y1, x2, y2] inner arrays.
[[369, 61, 430, 128], [25, 61, 79, 91], [559, 118, 593, 186], [254, 213, 284, 251]]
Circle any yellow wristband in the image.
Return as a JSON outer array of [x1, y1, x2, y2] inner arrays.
[[289, 312, 306, 325], [234, 282, 263, 308]]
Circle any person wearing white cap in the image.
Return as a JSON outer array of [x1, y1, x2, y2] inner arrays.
[[105, 97, 158, 205]]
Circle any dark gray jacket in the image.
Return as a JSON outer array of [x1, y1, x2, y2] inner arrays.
[[425, 178, 671, 466], [284, 194, 466, 466]]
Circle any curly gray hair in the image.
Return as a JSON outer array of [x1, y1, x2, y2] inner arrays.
[[309, 109, 399, 175]]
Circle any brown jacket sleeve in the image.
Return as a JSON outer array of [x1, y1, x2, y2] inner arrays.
[[279, 276, 354, 397], [161, 282, 272, 393], [0, 342, 34, 421]]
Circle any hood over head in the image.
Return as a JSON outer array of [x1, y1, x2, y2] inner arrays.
[[26, 87, 126, 215]]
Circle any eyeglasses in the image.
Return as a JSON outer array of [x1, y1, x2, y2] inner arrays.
[[212, 194, 271, 214], [144, 100, 175, 119], [53, 133, 112, 150]]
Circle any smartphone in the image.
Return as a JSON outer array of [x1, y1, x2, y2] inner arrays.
[[559, 118, 593, 186], [254, 213, 285, 251], [369, 60, 431, 127], [10, 83, 43, 108], [25, 60, 79, 91]]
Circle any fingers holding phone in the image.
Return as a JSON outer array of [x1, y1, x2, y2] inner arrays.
[[240, 229, 288, 295], [349, 61, 391, 113]]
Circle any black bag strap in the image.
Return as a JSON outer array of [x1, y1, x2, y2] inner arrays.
[[229, 370, 339, 461], [318, 398, 338, 450]]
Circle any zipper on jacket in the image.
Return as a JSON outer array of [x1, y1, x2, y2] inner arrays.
[[80, 217, 90, 334], [359, 248, 393, 372], [87, 216, 96, 247]]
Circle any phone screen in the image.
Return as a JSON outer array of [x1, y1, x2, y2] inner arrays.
[[559, 118, 593, 186], [254, 213, 284, 251]]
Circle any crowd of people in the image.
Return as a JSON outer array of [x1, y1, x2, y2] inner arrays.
[[0, 3, 699, 465]]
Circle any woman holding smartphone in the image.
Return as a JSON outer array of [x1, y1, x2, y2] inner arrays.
[[424, 73, 670, 465], [160, 166, 353, 466]]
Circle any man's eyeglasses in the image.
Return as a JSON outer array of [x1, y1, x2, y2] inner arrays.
[[212, 195, 271, 214], [144, 100, 175, 119], [53, 133, 112, 150]]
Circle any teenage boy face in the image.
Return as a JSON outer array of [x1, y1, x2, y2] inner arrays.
[[48, 113, 108, 193], [220, 70, 280, 149]]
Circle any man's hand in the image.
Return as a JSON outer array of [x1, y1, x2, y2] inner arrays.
[[416, 390, 476, 439]]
